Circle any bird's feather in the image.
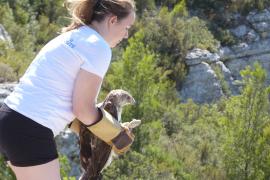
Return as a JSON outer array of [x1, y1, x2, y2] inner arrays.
[[78, 89, 136, 180]]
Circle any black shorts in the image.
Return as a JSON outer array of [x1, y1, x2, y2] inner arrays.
[[0, 103, 58, 167]]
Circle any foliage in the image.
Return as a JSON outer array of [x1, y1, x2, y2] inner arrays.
[[0, 155, 16, 180], [59, 154, 76, 180], [0, 153, 75, 180], [103, 30, 178, 146], [134, 0, 180, 15], [136, 6, 218, 87], [170, 0, 188, 17], [0, 1, 65, 81], [211, 63, 232, 97], [0, 42, 33, 79], [0, 62, 16, 82], [187, 0, 270, 15], [103, 150, 169, 180], [167, 100, 227, 179], [221, 63, 270, 179]]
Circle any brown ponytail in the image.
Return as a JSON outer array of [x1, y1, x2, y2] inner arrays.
[[62, 0, 136, 33]]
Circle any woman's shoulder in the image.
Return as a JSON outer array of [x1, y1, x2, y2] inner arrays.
[[55, 26, 111, 53], [78, 26, 110, 48]]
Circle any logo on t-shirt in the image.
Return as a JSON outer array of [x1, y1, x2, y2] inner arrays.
[[65, 39, 76, 48]]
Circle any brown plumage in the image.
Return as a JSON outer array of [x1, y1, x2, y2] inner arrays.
[[79, 89, 135, 180]]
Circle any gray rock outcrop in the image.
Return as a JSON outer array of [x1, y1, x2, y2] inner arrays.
[[181, 49, 225, 103], [0, 24, 13, 47], [55, 131, 82, 178], [180, 8, 270, 103], [0, 83, 16, 105]]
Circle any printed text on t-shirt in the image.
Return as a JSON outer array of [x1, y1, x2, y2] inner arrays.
[[65, 39, 75, 48]]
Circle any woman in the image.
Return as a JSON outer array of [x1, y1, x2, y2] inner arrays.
[[0, 0, 136, 179]]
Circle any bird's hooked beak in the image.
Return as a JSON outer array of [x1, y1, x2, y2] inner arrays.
[[130, 97, 136, 105]]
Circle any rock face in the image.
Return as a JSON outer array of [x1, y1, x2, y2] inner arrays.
[[0, 24, 13, 47], [180, 9, 270, 103], [55, 131, 82, 178], [0, 83, 16, 105], [181, 50, 224, 103]]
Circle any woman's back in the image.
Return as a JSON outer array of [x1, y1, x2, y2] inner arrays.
[[4, 26, 112, 136]]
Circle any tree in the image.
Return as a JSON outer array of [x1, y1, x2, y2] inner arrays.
[[222, 63, 270, 179], [136, 7, 218, 87]]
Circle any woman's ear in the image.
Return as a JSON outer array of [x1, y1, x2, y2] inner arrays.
[[109, 15, 118, 25]]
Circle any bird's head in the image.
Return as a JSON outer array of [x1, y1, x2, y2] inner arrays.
[[106, 89, 135, 107]]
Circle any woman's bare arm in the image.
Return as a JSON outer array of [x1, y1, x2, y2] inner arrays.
[[72, 69, 103, 125]]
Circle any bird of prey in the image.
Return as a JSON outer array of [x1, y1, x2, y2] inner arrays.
[[78, 89, 140, 180]]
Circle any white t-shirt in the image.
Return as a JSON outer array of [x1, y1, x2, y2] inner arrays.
[[4, 26, 112, 136]]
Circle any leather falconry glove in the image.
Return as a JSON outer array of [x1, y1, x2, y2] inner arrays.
[[68, 108, 135, 154]]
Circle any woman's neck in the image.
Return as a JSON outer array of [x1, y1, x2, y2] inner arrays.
[[89, 21, 108, 41]]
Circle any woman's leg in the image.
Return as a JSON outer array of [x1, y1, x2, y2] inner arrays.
[[7, 159, 61, 180], [0, 104, 60, 179]]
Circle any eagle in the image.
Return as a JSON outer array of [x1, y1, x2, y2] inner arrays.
[[78, 89, 141, 180]]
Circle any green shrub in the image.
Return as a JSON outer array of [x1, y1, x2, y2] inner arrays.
[[0, 155, 15, 180], [0, 63, 16, 83], [221, 63, 270, 179], [136, 7, 218, 86]]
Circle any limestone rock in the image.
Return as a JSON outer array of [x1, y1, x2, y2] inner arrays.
[[180, 62, 224, 103], [246, 9, 270, 39], [230, 25, 259, 42], [230, 25, 249, 38], [246, 9, 270, 23], [185, 48, 220, 66], [224, 55, 270, 85], [220, 40, 270, 61], [55, 130, 82, 178], [0, 83, 16, 105], [0, 24, 13, 47]]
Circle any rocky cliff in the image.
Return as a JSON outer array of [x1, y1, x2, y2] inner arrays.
[[180, 9, 270, 103]]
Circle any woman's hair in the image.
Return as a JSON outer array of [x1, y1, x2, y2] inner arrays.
[[62, 0, 135, 32]]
